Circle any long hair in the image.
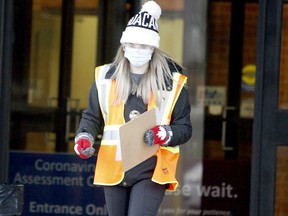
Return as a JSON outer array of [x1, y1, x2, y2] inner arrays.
[[111, 45, 180, 107]]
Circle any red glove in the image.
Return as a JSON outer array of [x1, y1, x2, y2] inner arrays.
[[144, 125, 173, 146], [74, 132, 95, 159]]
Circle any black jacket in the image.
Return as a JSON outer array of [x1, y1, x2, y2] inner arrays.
[[77, 64, 192, 147]]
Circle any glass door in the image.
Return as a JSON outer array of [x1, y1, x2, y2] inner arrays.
[[10, 0, 98, 153], [199, 2, 257, 214], [158, 1, 256, 215]]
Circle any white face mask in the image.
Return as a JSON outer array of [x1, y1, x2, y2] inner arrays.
[[124, 47, 154, 67]]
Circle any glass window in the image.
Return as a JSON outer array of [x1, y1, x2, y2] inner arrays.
[[275, 146, 288, 215], [279, 4, 288, 109]]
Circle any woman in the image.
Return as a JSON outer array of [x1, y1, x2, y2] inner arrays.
[[74, 1, 192, 215]]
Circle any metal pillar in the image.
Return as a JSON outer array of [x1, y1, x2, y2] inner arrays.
[[0, 0, 13, 182]]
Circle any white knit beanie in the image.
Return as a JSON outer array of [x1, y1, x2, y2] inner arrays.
[[120, 1, 162, 48]]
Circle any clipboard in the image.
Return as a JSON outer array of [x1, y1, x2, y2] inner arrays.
[[119, 108, 159, 171]]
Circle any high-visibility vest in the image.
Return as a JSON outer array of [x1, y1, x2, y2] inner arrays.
[[93, 64, 187, 191]]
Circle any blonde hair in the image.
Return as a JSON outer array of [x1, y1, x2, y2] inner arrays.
[[111, 46, 180, 107]]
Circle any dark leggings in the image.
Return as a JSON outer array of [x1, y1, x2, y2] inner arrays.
[[103, 179, 166, 216]]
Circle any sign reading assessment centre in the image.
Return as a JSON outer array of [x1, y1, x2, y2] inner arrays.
[[9, 151, 107, 216]]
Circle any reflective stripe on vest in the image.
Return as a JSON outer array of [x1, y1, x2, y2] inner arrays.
[[152, 72, 187, 191], [93, 65, 125, 185], [93, 65, 187, 190]]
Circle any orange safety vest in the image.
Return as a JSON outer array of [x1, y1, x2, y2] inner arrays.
[[93, 64, 187, 191]]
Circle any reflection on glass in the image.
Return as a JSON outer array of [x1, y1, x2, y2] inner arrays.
[[29, 0, 62, 107], [275, 146, 288, 215], [26, 132, 56, 152], [279, 5, 288, 109], [71, 14, 98, 109]]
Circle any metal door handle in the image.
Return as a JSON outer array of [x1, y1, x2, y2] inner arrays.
[[65, 98, 80, 142], [221, 106, 236, 151], [45, 97, 58, 144]]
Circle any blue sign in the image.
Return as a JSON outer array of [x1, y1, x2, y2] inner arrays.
[[9, 151, 107, 216], [8, 152, 250, 216]]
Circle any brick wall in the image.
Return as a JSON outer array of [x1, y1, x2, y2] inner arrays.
[[277, 6, 288, 214], [208, 2, 231, 86], [280, 5, 288, 109], [275, 146, 288, 216]]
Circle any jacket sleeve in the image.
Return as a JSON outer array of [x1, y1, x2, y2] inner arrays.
[[76, 82, 104, 139], [169, 86, 192, 146]]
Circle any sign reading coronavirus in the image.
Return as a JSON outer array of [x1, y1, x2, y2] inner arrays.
[[9, 151, 107, 216]]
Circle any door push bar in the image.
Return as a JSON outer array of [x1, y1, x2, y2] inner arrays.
[[65, 98, 81, 142], [46, 97, 81, 143]]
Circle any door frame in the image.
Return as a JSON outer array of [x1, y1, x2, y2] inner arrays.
[[0, 0, 14, 182], [250, 0, 288, 215]]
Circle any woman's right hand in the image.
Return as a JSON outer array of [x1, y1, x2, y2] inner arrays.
[[74, 132, 95, 159]]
